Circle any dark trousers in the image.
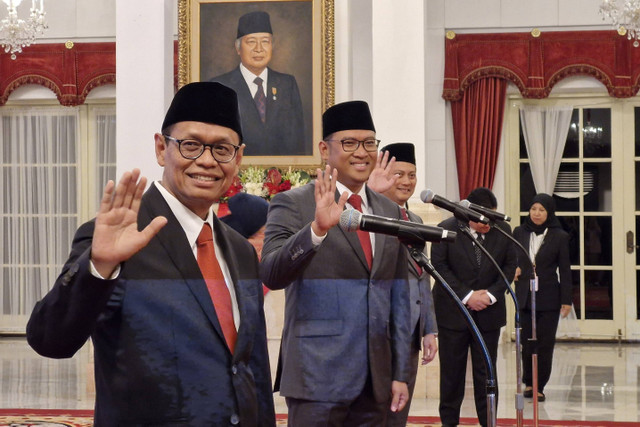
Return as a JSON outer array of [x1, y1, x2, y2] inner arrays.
[[286, 374, 387, 426], [438, 326, 500, 427], [521, 309, 560, 392]]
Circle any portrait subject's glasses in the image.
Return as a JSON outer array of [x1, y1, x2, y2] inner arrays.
[[163, 134, 240, 163], [326, 138, 381, 152]]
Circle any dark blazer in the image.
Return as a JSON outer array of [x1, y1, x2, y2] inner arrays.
[[27, 185, 275, 427], [430, 217, 517, 332], [259, 183, 412, 404], [512, 226, 572, 311], [211, 66, 306, 156], [405, 209, 438, 348]]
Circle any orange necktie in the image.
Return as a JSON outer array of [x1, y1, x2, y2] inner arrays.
[[348, 194, 373, 269], [401, 207, 423, 276], [196, 223, 237, 353]]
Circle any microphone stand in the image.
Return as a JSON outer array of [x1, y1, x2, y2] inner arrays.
[[458, 225, 525, 427], [400, 238, 497, 427], [490, 225, 538, 427]]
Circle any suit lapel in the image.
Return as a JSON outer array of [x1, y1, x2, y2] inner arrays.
[[457, 222, 479, 268], [232, 67, 264, 125], [141, 186, 229, 348]]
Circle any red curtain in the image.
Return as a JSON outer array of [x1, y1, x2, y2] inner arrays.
[[451, 77, 507, 200]]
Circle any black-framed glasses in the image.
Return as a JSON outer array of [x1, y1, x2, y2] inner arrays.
[[163, 135, 240, 163], [326, 137, 381, 152]]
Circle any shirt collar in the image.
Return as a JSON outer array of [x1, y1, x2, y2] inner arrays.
[[154, 181, 214, 250]]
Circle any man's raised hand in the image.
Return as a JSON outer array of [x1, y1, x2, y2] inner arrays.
[[91, 169, 167, 278]]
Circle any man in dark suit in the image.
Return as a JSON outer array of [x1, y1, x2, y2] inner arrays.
[[26, 82, 276, 426], [260, 101, 412, 425], [430, 187, 516, 427], [376, 142, 438, 426], [211, 11, 306, 156]]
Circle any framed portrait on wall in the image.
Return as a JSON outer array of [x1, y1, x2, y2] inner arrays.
[[178, 0, 334, 169]]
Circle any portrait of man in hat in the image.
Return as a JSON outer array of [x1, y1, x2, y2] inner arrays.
[[207, 8, 310, 157]]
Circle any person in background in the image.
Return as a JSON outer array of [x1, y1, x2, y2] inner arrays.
[[260, 100, 412, 425], [211, 11, 306, 156], [26, 82, 275, 426], [430, 187, 516, 427], [374, 142, 438, 426], [513, 193, 572, 402]]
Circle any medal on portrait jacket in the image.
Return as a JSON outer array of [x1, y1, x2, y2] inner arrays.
[[272, 87, 277, 100]]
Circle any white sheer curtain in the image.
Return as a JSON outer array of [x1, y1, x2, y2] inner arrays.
[[0, 106, 79, 332], [519, 106, 574, 194], [95, 109, 117, 207]]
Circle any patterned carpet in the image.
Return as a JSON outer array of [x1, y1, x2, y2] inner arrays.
[[1, 410, 637, 426]]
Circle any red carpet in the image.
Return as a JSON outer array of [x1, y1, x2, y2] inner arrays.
[[0, 410, 636, 426]]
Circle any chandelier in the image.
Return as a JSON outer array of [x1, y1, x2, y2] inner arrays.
[[0, 0, 47, 60]]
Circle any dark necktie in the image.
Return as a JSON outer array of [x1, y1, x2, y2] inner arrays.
[[474, 233, 484, 266], [348, 194, 373, 269], [253, 77, 266, 123], [197, 223, 237, 353], [400, 208, 423, 275]]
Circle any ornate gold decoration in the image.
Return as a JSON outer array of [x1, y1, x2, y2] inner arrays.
[[446, 31, 456, 40], [531, 28, 541, 38], [65, 41, 74, 49], [618, 26, 628, 36]]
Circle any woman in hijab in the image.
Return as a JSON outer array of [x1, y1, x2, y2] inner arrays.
[[513, 193, 572, 401]]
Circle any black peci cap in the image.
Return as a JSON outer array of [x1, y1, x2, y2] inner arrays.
[[161, 82, 243, 141], [322, 101, 375, 139], [381, 142, 416, 165], [237, 11, 273, 38]]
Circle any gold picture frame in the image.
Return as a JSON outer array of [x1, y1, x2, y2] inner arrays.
[[178, 0, 334, 171]]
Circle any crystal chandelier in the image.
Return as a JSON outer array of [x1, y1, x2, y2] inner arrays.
[[0, 0, 47, 60]]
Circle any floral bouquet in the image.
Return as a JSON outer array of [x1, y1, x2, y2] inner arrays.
[[236, 166, 311, 201]]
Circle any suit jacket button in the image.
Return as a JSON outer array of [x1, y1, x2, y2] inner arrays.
[[230, 414, 240, 425], [231, 365, 238, 375], [416, 299, 422, 305]]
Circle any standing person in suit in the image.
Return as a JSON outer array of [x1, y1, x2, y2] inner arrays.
[[376, 142, 438, 426], [260, 101, 412, 425], [513, 193, 572, 402], [430, 187, 517, 427], [26, 82, 276, 426], [211, 11, 306, 156]]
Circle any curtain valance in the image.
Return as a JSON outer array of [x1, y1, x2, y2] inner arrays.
[[442, 30, 640, 101]]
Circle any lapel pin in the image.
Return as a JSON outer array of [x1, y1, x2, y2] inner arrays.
[[272, 87, 277, 100]]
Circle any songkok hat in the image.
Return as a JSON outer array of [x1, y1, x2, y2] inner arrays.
[[161, 82, 243, 141], [220, 193, 269, 238], [322, 101, 376, 139], [237, 11, 273, 38], [466, 187, 497, 209], [381, 143, 416, 165]]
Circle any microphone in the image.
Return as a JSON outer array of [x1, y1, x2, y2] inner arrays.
[[419, 189, 489, 224], [459, 199, 511, 222], [339, 209, 457, 243]]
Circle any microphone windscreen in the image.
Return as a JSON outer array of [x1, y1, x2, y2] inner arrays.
[[339, 209, 361, 232], [420, 189, 435, 203]]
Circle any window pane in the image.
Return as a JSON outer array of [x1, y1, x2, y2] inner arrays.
[[584, 270, 613, 319], [572, 269, 581, 318], [584, 163, 611, 212], [559, 216, 580, 265], [553, 163, 580, 212], [564, 109, 580, 158], [583, 108, 611, 158], [584, 216, 612, 266], [519, 163, 536, 211]]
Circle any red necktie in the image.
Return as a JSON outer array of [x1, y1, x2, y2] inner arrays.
[[401, 208, 423, 276], [197, 223, 237, 353], [253, 77, 266, 123], [348, 194, 373, 269]]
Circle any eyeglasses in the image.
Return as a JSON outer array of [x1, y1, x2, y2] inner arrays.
[[163, 135, 240, 163], [326, 137, 381, 152]]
